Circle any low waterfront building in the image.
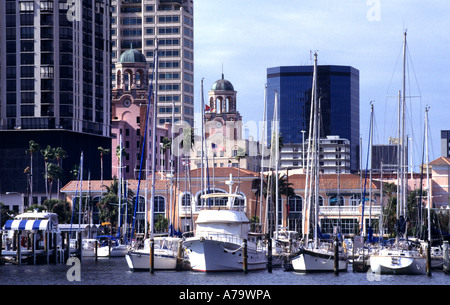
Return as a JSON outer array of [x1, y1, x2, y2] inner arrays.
[[60, 168, 386, 239]]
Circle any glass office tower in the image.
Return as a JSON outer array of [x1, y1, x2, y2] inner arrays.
[[266, 65, 360, 172]]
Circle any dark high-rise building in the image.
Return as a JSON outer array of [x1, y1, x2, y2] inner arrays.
[[0, 0, 112, 206], [266, 64, 360, 172]]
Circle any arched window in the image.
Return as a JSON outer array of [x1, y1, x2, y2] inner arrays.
[[154, 195, 165, 214], [181, 193, 191, 207], [116, 70, 121, 88], [329, 196, 344, 206]]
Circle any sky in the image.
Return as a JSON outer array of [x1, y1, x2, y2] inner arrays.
[[192, 0, 450, 171]]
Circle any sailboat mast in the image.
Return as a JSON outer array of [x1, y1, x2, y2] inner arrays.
[[312, 53, 319, 249], [259, 84, 267, 233], [303, 52, 318, 242], [118, 134, 123, 237], [425, 107, 431, 243], [201, 79, 205, 207], [149, 43, 159, 238], [401, 30, 407, 218], [274, 90, 280, 239]]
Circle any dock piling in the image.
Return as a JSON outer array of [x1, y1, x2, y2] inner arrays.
[[426, 240, 432, 277], [149, 238, 154, 274], [95, 240, 98, 262], [443, 241, 449, 274], [266, 234, 272, 273], [334, 237, 339, 276], [243, 239, 248, 274]]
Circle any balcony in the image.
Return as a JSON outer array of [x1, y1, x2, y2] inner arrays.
[[319, 205, 382, 216]]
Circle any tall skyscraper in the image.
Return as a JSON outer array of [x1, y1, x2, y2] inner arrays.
[[111, 0, 194, 128], [0, 0, 112, 205], [266, 64, 360, 172]]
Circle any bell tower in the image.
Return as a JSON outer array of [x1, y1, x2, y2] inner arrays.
[[205, 74, 242, 140]]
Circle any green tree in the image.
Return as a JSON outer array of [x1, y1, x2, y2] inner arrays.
[[97, 178, 134, 230], [41, 145, 56, 200], [54, 147, 67, 199], [235, 146, 247, 192], [154, 214, 168, 233], [161, 137, 172, 170], [51, 200, 72, 224], [1, 202, 15, 226], [98, 146, 110, 188], [25, 140, 40, 205], [45, 163, 64, 200]]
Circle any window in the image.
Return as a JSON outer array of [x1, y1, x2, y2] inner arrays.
[[154, 196, 165, 215], [21, 66, 34, 77], [181, 194, 191, 207], [329, 196, 344, 206], [158, 27, 179, 35], [40, 66, 54, 78], [21, 79, 34, 90], [20, 27, 34, 39], [20, 1, 34, 12]]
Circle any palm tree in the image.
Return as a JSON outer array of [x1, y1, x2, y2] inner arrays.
[[45, 163, 63, 200], [259, 173, 296, 235], [41, 145, 55, 200], [54, 147, 67, 199], [25, 140, 40, 206], [97, 178, 134, 230], [235, 146, 247, 192], [98, 146, 110, 189], [161, 137, 171, 170]]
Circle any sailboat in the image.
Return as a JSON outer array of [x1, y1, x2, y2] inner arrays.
[[290, 52, 348, 272], [369, 31, 426, 275], [98, 134, 128, 257], [125, 45, 180, 270], [183, 174, 267, 272]]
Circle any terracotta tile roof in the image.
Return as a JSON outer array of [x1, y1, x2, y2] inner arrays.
[[287, 173, 377, 191], [430, 156, 450, 166], [61, 167, 260, 193]]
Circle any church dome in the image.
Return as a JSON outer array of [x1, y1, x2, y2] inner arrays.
[[211, 74, 234, 91], [118, 47, 146, 64]]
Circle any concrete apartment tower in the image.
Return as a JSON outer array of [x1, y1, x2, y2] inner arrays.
[[0, 0, 112, 210], [111, 0, 194, 128]]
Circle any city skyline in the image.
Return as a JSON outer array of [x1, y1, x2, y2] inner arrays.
[[193, 1, 450, 171]]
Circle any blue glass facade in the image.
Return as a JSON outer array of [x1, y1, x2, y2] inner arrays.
[[266, 65, 360, 172]]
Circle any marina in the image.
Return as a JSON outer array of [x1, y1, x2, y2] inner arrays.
[[1, 2, 450, 296], [0, 255, 449, 286]]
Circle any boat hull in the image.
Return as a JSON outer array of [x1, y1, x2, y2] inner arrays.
[[97, 245, 128, 257], [125, 249, 178, 270], [369, 254, 426, 275], [291, 249, 348, 272], [184, 238, 266, 272]]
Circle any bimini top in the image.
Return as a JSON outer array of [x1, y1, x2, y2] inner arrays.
[[211, 74, 234, 91], [118, 47, 146, 64]]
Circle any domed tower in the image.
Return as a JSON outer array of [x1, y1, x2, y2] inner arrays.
[[111, 47, 151, 180], [206, 74, 242, 140]]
